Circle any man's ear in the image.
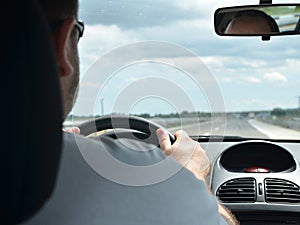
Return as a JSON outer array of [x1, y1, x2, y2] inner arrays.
[[52, 18, 75, 77]]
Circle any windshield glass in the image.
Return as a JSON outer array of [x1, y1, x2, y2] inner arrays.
[[67, 0, 300, 140]]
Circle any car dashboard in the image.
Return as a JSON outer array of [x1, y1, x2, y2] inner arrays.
[[199, 139, 300, 224]]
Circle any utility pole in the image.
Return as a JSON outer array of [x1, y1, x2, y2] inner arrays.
[[100, 98, 104, 115], [296, 96, 300, 109]]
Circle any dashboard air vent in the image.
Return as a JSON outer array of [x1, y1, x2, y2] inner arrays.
[[265, 178, 300, 204], [217, 178, 256, 203]]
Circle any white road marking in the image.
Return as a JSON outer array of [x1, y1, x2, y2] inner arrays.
[[249, 119, 300, 139]]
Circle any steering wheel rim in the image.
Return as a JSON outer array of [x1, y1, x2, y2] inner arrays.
[[78, 115, 176, 146]]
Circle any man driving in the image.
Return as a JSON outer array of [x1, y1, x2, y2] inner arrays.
[[25, 0, 239, 224]]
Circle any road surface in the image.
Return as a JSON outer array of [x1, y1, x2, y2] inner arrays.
[[168, 118, 300, 139]]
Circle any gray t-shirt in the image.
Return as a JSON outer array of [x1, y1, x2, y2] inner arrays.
[[22, 133, 228, 225]]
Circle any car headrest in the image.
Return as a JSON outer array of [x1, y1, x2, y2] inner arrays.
[[1, 0, 63, 224]]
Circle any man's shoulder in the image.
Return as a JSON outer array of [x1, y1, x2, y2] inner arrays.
[[24, 132, 224, 225]]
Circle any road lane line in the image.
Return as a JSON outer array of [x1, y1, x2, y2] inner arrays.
[[249, 119, 300, 139]]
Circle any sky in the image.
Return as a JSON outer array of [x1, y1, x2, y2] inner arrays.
[[72, 0, 300, 116]]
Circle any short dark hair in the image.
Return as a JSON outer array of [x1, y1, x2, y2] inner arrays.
[[233, 9, 279, 33], [38, 0, 78, 22]]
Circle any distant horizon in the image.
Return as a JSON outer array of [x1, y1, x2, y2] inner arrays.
[[67, 106, 300, 118]]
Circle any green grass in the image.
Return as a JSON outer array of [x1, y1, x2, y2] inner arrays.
[[262, 6, 300, 16]]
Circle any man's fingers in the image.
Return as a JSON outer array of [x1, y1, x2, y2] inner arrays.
[[156, 128, 172, 153], [174, 130, 188, 140], [66, 127, 81, 134]]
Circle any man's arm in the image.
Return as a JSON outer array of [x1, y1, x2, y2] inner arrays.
[[218, 203, 239, 225], [196, 171, 239, 225], [156, 128, 239, 225]]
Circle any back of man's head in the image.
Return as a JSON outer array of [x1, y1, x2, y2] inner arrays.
[[234, 10, 279, 33], [38, 0, 78, 22]]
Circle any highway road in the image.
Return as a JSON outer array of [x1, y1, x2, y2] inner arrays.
[[168, 117, 300, 140], [168, 117, 266, 138]]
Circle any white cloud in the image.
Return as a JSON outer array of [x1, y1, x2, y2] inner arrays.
[[240, 59, 266, 68], [220, 76, 261, 84], [202, 56, 228, 68], [263, 72, 287, 83], [245, 77, 261, 83], [222, 77, 234, 83], [79, 24, 138, 75], [175, 0, 254, 12], [286, 59, 300, 69], [80, 24, 136, 52], [202, 56, 267, 70]]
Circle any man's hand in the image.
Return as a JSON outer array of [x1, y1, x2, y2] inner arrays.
[[156, 128, 210, 181], [156, 128, 239, 225], [63, 127, 80, 134]]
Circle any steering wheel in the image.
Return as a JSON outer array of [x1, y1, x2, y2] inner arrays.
[[78, 115, 176, 146]]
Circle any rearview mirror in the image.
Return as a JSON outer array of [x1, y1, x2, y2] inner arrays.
[[214, 4, 300, 40]]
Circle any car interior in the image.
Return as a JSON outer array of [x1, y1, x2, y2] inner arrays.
[[4, 0, 300, 224]]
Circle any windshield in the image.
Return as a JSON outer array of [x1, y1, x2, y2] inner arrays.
[[67, 0, 300, 140]]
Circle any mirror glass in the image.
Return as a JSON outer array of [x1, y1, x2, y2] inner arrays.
[[215, 4, 300, 36]]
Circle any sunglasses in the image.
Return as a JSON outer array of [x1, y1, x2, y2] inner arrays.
[[50, 19, 85, 42]]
